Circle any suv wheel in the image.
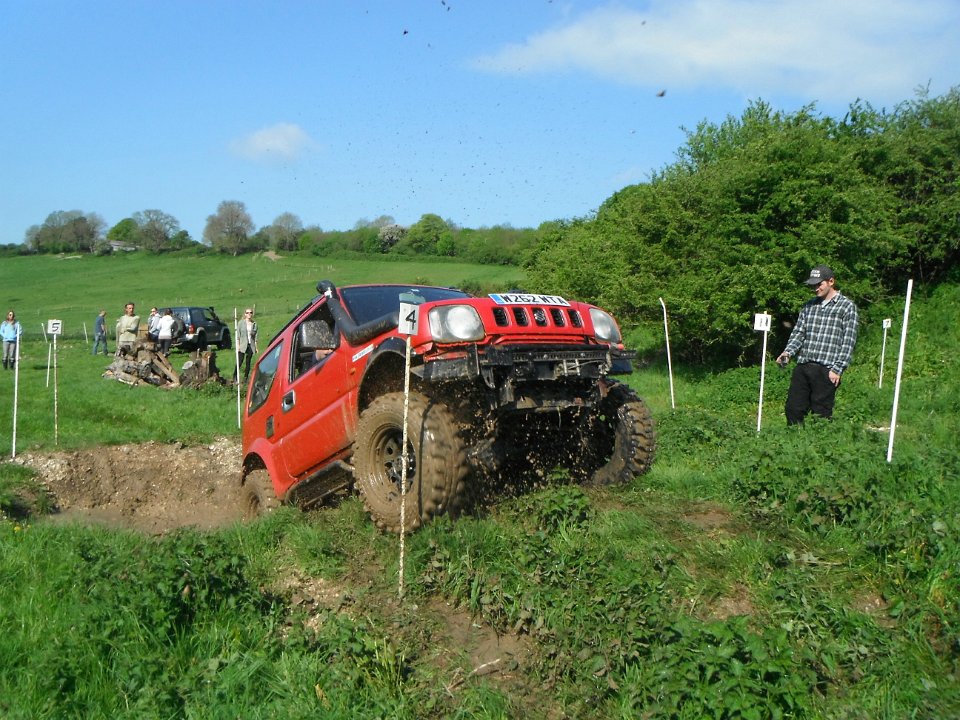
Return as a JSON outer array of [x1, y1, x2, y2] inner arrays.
[[242, 469, 279, 519], [354, 391, 468, 533], [582, 383, 656, 486], [195, 330, 207, 351], [218, 330, 231, 350]]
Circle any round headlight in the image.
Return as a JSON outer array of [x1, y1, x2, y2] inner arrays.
[[589, 308, 621, 344], [428, 305, 484, 343]]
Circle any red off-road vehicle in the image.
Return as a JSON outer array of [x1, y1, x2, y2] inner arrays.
[[240, 280, 655, 532]]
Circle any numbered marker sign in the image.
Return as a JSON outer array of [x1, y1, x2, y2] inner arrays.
[[398, 292, 424, 336], [883, 318, 892, 329], [47, 319, 63, 335], [753, 313, 771, 332]]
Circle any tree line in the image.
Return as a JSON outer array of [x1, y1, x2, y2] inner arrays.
[[525, 87, 960, 363], [10, 201, 538, 267]]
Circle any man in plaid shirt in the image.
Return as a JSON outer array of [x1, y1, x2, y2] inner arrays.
[[776, 265, 859, 424]]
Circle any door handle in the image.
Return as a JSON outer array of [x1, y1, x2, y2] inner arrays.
[[281, 390, 296, 412]]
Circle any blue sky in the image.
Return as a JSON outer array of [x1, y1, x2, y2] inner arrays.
[[1, 0, 957, 244]]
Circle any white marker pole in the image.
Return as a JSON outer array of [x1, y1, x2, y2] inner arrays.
[[234, 308, 241, 429], [878, 318, 892, 388], [47, 320, 63, 445], [887, 280, 913, 463], [397, 294, 422, 600], [754, 313, 772, 432], [53, 332, 59, 445], [658, 297, 675, 410], [11, 330, 21, 459], [46, 343, 52, 387]]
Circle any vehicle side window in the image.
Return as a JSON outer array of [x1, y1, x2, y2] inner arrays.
[[248, 342, 283, 414], [291, 305, 337, 381]]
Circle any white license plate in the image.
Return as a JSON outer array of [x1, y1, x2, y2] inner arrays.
[[488, 293, 570, 307]]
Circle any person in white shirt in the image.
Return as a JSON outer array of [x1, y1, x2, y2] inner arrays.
[[157, 308, 176, 357]]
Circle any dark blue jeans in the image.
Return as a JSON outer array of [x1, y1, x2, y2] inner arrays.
[[92, 333, 108, 355], [785, 362, 837, 425]]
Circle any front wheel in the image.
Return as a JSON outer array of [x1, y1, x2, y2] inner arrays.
[[582, 383, 656, 486], [241, 469, 279, 519], [219, 330, 231, 350], [354, 391, 468, 533]]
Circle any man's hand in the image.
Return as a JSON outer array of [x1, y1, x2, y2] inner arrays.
[[828, 370, 841, 386], [775, 352, 790, 367]]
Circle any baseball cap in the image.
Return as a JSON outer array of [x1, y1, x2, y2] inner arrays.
[[804, 264, 834, 286]]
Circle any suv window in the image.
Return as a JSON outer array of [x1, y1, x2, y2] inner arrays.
[[291, 303, 337, 381], [248, 342, 283, 414]]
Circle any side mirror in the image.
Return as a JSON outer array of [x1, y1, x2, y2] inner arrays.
[[298, 320, 336, 351]]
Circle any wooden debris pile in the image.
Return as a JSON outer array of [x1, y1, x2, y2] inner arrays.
[[102, 341, 228, 388]]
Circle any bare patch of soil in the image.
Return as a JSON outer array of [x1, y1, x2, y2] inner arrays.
[[12, 438, 243, 534], [695, 584, 756, 621], [683, 502, 738, 536], [423, 597, 533, 684]]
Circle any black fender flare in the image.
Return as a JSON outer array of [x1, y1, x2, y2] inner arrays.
[[358, 337, 412, 409]]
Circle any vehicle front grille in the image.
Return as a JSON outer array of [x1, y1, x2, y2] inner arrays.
[[491, 306, 583, 329]]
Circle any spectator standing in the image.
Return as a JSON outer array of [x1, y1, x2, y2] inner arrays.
[[92, 309, 109, 355], [1, 310, 22, 370], [776, 265, 859, 424], [146, 307, 161, 342], [236, 308, 259, 382], [116, 302, 140, 354], [157, 308, 176, 356]]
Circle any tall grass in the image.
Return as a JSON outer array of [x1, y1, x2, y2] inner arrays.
[[1, 255, 958, 718]]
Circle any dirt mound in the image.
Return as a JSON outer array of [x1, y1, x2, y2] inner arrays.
[[12, 438, 244, 534]]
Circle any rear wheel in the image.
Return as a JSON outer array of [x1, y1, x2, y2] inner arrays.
[[581, 383, 656, 486], [242, 469, 279, 519], [354, 391, 468, 533]]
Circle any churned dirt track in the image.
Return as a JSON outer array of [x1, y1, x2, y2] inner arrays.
[[12, 438, 244, 533]]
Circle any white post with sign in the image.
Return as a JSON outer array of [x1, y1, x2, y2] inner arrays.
[[47, 320, 62, 445], [878, 318, 892, 388], [11, 326, 22, 459], [396, 292, 423, 600], [234, 308, 242, 429], [754, 313, 772, 432], [887, 281, 913, 463], [658, 298, 676, 410]]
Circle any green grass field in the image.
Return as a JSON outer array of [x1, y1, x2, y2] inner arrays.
[[3, 252, 524, 349], [1, 253, 958, 718]]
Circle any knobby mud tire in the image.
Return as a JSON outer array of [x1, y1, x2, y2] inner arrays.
[[585, 383, 656, 487], [241, 468, 280, 519], [354, 391, 468, 533]]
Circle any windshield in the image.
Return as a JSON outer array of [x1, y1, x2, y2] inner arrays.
[[339, 285, 472, 325]]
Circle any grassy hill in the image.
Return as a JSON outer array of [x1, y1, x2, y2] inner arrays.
[[1, 252, 524, 346], [0, 254, 957, 718]]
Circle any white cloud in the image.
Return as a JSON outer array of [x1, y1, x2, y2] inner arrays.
[[471, 0, 959, 104], [230, 123, 316, 161]]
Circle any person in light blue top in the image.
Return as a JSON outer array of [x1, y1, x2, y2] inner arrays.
[[1, 310, 23, 370]]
